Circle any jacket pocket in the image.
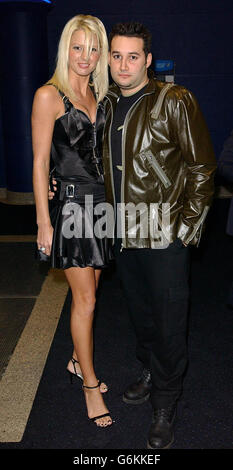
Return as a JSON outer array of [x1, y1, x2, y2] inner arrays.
[[185, 206, 210, 245], [143, 151, 172, 189]]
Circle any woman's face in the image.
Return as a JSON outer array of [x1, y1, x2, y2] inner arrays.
[[68, 29, 100, 77]]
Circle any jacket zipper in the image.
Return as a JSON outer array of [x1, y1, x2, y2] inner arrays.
[[105, 97, 117, 241], [106, 89, 154, 251], [144, 152, 172, 189], [121, 92, 154, 250]]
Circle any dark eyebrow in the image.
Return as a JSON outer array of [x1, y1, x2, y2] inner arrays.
[[111, 51, 141, 55]]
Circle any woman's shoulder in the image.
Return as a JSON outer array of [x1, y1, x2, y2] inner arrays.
[[34, 84, 61, 102], [33, 84, 63, 116]]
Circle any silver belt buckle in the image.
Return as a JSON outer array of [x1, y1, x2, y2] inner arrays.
[[65, 184, 75, 198]]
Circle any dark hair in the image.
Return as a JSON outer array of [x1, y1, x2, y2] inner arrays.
[[108, 22, 152, 57]]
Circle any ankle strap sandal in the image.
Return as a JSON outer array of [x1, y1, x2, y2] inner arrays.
[[82, 381, 113, 425]]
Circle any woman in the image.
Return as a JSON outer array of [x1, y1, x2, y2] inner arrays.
[[32, 15, 113, 427]]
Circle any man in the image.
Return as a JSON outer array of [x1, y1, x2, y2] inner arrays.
[[102, 22, 216, 449]]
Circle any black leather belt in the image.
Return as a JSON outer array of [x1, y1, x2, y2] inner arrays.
[[58, 180, 78, 200], [54, 179, 105, 203]]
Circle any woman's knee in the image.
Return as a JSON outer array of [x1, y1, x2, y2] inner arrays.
[[73, 292, 96, 315]]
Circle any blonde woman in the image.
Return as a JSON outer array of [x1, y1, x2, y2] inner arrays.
[[32, 15, 113, 427]]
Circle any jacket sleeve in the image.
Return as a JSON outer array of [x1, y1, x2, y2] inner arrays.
[[218, 130, 233, 184], [171, 87, 217, 246]]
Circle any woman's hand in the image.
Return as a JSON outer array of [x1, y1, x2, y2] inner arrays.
[[48, 178, 57, 200], [37, 223, 54, 256]]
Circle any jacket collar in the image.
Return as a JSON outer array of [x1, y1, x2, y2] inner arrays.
[[106, 71, 159, 103]]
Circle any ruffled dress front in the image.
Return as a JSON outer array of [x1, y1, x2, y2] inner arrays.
[[49, 91, 113, 270]]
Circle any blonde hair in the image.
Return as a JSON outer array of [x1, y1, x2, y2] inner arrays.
[[47, 14, 109, 103]]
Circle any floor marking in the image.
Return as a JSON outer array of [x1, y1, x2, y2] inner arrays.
[[0, 295, 37, 299], [0, 268, 68, 442], [0, 236, 37, 242]]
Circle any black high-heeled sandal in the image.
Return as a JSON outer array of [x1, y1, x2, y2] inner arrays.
[[67, 357, 108, 393], [67, 357, 83, 384], [82, 381, 113, 427]]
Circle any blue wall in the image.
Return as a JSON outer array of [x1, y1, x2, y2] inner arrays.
[[0, 2, 50, 194], [46, 0, 233, 158]]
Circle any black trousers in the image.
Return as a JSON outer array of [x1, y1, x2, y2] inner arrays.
[[114, 238, 190, 408]]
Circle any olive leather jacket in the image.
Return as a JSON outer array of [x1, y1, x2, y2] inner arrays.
[[102, 77, 217, 248]]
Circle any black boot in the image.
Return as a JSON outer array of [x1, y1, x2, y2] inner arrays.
[[147, 404, 176, 449], [123, 369, 152, 404]]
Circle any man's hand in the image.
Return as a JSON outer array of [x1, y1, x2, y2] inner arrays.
[[48, 178, 57, 200]]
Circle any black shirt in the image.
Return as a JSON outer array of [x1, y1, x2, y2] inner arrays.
[[110, 84, 148, 205]]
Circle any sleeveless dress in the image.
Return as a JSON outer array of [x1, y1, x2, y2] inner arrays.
[[49, 88, 113, 270]]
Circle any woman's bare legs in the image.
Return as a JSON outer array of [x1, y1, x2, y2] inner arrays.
[[67, 269, 108, 392], [64, 266, 112, 427]]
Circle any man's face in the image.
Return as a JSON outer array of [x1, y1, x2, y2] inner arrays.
[[109, 35, 152, 95]]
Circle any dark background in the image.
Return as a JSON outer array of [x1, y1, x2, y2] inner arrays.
[[0, 0, 233, 192], [46, 0, 233, 156]]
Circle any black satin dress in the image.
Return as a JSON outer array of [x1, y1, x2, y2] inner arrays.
[[49, 89, 113, 270]]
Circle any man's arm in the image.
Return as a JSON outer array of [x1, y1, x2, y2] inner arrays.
[[169, 87, 217, 246]]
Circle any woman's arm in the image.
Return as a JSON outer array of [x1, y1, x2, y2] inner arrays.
[[31, 85, 61, 255]]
